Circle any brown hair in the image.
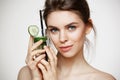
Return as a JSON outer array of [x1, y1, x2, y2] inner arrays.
[[44, 0, 91, 24]]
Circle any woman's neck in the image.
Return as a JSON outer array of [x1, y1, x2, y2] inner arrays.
[[57, 50, 90, 76]]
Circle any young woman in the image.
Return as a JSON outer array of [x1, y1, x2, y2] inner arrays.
[[18, 0, 116, 80]]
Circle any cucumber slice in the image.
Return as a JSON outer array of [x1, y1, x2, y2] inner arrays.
[[28, 25, 39, 37]]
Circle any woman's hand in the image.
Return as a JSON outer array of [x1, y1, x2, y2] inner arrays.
[[38, 46, 58, 80], [25, 36, 46, 80]]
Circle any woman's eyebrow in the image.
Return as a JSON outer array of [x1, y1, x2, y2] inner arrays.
[[64, 22, 78, 27], [48, 25, 56, 28], [47, 22, 78, 28]]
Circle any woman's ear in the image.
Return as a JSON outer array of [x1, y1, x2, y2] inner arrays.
[[85, 19, 93, 35]]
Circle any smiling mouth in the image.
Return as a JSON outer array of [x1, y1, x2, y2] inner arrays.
[[59, 45, 73, 52]]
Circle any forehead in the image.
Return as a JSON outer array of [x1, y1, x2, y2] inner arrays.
[[47, 11, 83, 26]]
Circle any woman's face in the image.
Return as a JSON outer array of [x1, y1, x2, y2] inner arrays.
[[47, 11, 90, 58]]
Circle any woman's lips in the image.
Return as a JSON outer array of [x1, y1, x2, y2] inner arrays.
[[59, 45, 73, 52]]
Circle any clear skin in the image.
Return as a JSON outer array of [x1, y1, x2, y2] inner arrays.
[[17, 11, 116, 80]]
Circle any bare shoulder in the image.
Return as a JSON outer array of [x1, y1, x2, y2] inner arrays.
[[17, 65, 32, 80], [91, 70, 116, 80]]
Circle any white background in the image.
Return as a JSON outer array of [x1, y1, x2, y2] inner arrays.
[[0, 0, 120, 80]]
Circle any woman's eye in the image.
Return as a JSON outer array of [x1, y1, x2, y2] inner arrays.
[[50, 28, 59, 33], [68, 25, 76, 31]]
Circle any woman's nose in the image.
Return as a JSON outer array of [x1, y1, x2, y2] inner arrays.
[[59, 30, 68, 43]]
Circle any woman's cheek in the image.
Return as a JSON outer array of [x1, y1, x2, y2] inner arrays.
[[50, 35, 59, 46], [69, 30, 84, 41]]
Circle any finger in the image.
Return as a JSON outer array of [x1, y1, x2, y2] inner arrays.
[[44, 46, 54, 62], [50, 47, 57, 61], [40, 59, 50, 70], [26, 49, 45, 64], [38, 63, 47, 75], [31, 40, 43, 51], [28, 36, 34, 52], [34, 54, 46, 62], [27, 60, 38, 70], [49, 48, 57, 67], [26, 36, 34, 64], [31, 49, 46, 57]]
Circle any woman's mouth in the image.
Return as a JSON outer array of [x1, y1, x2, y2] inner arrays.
[[59, 45, 73, 52]]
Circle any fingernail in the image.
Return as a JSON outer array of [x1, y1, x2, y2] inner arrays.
[[44, 45, 47, 48], [40, 40, 43, 42]]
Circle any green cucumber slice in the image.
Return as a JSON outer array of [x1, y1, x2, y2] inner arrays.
[[28, 25, 39, 37]]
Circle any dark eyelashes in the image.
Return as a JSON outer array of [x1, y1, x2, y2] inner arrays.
[[49, 27, 59, 32], [68, 25, 76, 28], [67, 25, 76, 30], [48, 25, 77, 33]]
